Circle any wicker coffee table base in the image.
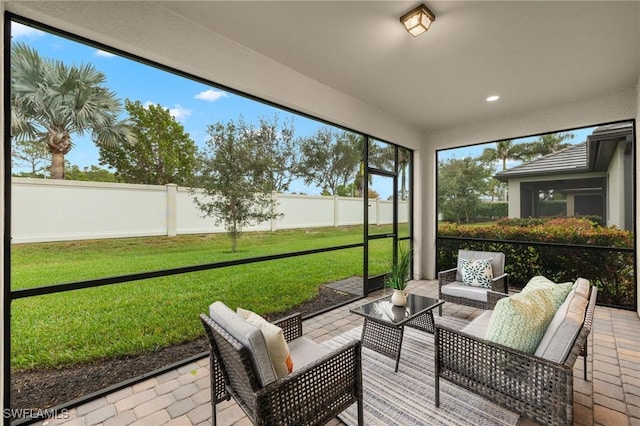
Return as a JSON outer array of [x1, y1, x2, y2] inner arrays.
[[360, 309, 437, 372]]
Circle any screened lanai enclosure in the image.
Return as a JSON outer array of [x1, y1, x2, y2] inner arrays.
[[1, 2, 639, 425]]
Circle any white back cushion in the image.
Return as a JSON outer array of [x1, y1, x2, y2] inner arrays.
[[534, 287, 590, 363], [209, 302, 277, 386]]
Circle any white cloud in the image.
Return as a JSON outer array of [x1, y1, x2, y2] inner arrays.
[[11, 22, 46, 39], [141, 101, 191, 122], [95, 50, 116, 58], [194, 89, 228, 102], [169, 105, 192, 122]]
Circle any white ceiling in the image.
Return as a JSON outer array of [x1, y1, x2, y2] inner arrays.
[[152, 1, 640, 133]]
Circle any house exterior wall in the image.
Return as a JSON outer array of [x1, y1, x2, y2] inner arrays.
[[508, 181, 522, 217], [505, 172, 608, 219], [607, 141, 627, 229], [567, 194, 576, 216]]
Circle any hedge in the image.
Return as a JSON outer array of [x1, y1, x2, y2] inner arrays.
[[437, 217, 634, 309], [441, 201, 507, 223]]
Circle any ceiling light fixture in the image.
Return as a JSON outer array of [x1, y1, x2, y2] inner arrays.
[[486, 95, 500, 102], [400, 3, 435, 37]]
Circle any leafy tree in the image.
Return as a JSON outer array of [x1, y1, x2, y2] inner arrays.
[[240, 114, 301, 193], [299, 127, 362, 195], [99, 100, 197, 185], [193, 120, 282, 252], [367, 140, 395, 171], [336, 183, 379, 199], [354, 140, 394, 198], [336, 183, 357, 197], [10, 42, 133, 179], [65, 164, 118, 182], [438, 157, 494, 223], [367, 188, 381, 199], [12, 138, 50, 178]]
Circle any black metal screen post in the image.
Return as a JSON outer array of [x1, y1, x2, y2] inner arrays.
[[3, 14, 14, 426], [363, 136, 369, 295]]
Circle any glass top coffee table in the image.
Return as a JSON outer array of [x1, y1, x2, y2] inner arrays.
[[350, 293, 443, 372]]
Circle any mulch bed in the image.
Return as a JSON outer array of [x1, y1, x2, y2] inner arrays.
[[11, 287, 357, 411]]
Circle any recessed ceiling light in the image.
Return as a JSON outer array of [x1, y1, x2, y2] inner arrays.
[[486, 95, 500, 102]]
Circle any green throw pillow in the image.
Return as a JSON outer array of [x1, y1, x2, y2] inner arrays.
[[522, 276, 573, 310], [486, 288, 556, 354]]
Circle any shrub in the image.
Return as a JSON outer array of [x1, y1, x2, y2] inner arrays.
[[438, 218, 634, 308], [476, 202, 508, 219], [442, 202, 507, 223]]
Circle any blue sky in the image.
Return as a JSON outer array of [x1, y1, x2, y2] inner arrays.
[[438, 126, 595, 172], [12, 21, 328, 193], [12, 21, 597, 194]]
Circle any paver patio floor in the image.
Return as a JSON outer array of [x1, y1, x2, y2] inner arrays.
[[37, 280, 639, 426]]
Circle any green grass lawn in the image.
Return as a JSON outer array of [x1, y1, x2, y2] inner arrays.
[[11, 225, 404, 370]]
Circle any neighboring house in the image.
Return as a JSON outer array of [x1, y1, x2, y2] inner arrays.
[[494, 122, 634, 230]]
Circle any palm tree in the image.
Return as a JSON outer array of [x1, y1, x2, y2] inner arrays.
[[397, 147, 410, 201], [480, 139, 527, 171], [528, 132, 574, 157], [11, 42, 134, 179], [480, 140, 528, 202]]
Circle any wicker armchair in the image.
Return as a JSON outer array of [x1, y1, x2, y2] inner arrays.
[[434, 287, 597, 426], [438, 249, 508, 314], [200, 312, 363, 426]]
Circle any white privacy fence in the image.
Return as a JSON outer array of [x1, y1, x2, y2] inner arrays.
[[11, 178, 408, 243]]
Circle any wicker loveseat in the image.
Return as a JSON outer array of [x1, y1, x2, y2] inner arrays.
[[200, 302, 363, 426], [434, 278, 597, 426]]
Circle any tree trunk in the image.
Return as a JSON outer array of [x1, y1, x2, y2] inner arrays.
[[50, 152, 65, 179], [47, 128, 72, 180]]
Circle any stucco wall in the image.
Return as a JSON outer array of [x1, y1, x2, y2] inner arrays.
[[506, 172, 609, 219], [637, 76, 640, 316], [608, 141, 627, 229]]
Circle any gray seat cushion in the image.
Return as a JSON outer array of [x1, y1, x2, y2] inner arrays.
[[441, 282, 489, 302], [209, 302, 277, 386], [461, 310, 493, 339], [288, 336, 331, 371]]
